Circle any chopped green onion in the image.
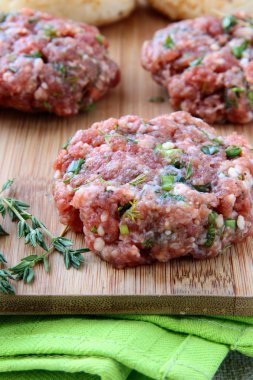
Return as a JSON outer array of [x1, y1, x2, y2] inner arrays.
[[185, 162, 192, 180], [62, 138, 71, 150], [231, 87, 245, 96], [96, 34, 104, 44], [119, 224, 129, 235], [91, 226, 97, 233], [225, 219, 236, 229], [8, 66, 17, 73], [212, 137, 223, 145], [161, 175, 175, 191], [43, 101, 52, 110], [129, 174, 146, 186], [247, 91, 253, 107], [28, 18, 38, 24], [148, 96, 165, 103], [160, 193, 185, 202], [204, 224, 216, 248], [141, 239, 154, 248], [65, 158, 84, 177], [193, 183, 211, 193], [163, 35, 174, 49], [24, 52, 42, 59], [44, 25, 57, 38], [232, 40, 249, 59], [118, 202, 132, 218], [225, 145, 242, 158], [208, 211, 218, 225], [222, 15, 237, 32], [189, 57, 203, 67], [0, 13, 7, 23], [201, 145, 219, 155]]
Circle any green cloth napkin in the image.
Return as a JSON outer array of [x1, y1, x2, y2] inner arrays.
[[0, 314, 252, 380]]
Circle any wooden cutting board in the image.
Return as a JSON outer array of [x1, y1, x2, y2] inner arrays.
[[0, 6, 252, 316]]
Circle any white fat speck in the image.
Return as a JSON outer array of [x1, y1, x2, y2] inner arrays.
[[228, 167, 239, 178], [237, 215, 245, 230], [106, 186, 117, 192], [41, 82, 48, 90], [67, 185, 73, 192], [162, 141, 175, 149], [101, 211, 109, 222], [211, 43, 219, 51], [94, 238, 105, 252], [54, 170, 61, 179], [241, 57, 249, 66], [216, 214, 224, 228], [227, 194, 236, 206], [165, 230, 172, 236], [97, 225, 105, 236], [218, 172, 226, 179], [34, 87, 47, 101]]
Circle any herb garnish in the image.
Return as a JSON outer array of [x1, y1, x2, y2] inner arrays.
[[44, 25, 57, 38], [225, 145, 242, 158], [185, 162, 192, 179], [148, 96, 165, 103], [119, 224, 129, 235], [201, 145, 219, 155], [224, 219, 236, 229], [193, 183, 212, 193], [189, 57, 203, 67], [8, 66, 17, 73], [129, 174, 146, 186], [222, 15, 237, 32], [160, 193, 185, 202], [24, 52, 42, 59], [247, 91, 253, 107], [119, 200, 140, 223], [232, 40, 249, 59], [163, 35, 174, 49], [95, 34, 104, 44], [141, 239, 154, 248], [64, 158, 85, 183], [161, 175, 175, 191], [0, 179, 89, 291]]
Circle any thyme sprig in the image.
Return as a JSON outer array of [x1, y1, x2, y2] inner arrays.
[[0, 252, 15, 295], [0, 179, 89, 291]]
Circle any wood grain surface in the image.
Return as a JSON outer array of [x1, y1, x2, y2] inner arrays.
[[0, 5, 252, 315]]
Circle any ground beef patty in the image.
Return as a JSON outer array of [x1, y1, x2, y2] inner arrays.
[[0, 8, 119, 116], [141, 14, 253, 124], [53, 112, 253, 268]]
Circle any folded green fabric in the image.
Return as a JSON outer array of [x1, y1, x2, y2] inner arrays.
[[0, 315, 252, 380]]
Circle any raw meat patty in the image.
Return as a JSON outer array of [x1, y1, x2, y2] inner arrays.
[[0, 8, 119, 116], [53, 112, 253, 268], [141, 14, 253, 124]]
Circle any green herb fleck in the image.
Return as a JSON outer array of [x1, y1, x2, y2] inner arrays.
[[185, 162, 192, 180], [8, 66, 17, 73], [62, 138, 71, 150], [44, 25, 57, 38], [161, 175, 175, 191], [149, 96, 165, 103], [204, 224, 216, 247], [247, 91, 253, 107], [160, 193, 185, 202], [91, 226, 97, 233], [189, 57, 203, 67], [225, 145, 242, 158], [141, 239, 154, 248], [43, 101, 52, 111], [24, 52, 42, 59], [119, 224, 129, 235], [0, 13, 7, 23], [193, 183, 211, 193], [208, 211, 218, 225], [163, 35, 174, 49], [129, 174, 146, 186], [222, 15, 237, 32], [225, 219, 236, 229], [232, 40, 249, 59], [231, 87, 245, 96], [96, 34, 104, 44], [64, 158, 85, 183], [201, 145, 219, 155], [28, 18, 38, 25]]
